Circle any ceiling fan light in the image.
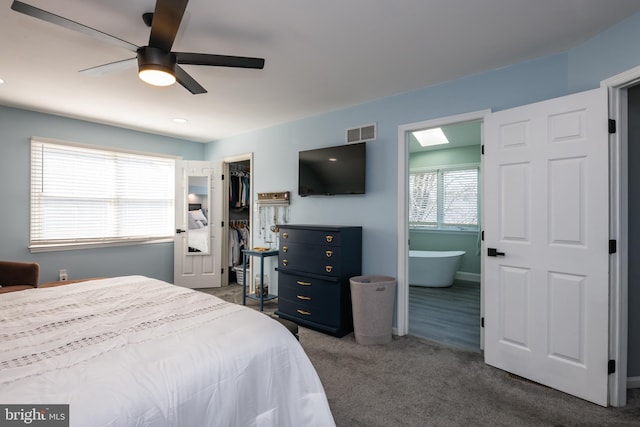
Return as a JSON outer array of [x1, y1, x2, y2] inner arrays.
[[137, 46, 177, 87], [139, 68, 176, 86]]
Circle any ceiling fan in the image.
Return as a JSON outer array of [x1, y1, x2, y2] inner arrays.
[[10, 0, 265, 94]]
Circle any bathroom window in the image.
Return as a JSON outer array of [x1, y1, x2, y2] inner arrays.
[[30, 138, 176, 252], [409, 166, 478, 230]]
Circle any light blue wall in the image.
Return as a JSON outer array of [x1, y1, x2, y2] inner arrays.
[[0, 105, 205, 283], [409, 145, 482, 276], [409, 145, 480, 168], [568, 12, 640, 93]]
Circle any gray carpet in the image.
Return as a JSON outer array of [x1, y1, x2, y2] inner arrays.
[[200, 284, 640, 426]]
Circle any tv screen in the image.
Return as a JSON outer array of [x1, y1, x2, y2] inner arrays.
[[298, 142, 366, 196]]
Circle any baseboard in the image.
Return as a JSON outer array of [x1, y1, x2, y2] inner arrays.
[[455, 272, 480, 283], [628, 376, 640, 389]]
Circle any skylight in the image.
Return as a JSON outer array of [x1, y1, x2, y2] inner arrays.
[[413, 128, 449, 147]]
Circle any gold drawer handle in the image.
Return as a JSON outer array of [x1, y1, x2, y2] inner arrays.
[[325, 250, 333, 258], [297, 309, 311, 316], [282, 246, 288, 253], [325, 235, 333, 243], [297, 295, 311, 301], [325, 265, 333, 273], [282, 259, 288, 266], [296, 281, 311, 286], [282, 232, 289, 240]]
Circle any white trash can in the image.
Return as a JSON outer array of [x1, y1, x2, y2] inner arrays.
[[349, 276, 396, 345]]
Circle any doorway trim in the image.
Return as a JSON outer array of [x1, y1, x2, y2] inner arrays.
[[222, 153, 253, 287], [601, 65, 640, 407], [396, 109, 490, 337]]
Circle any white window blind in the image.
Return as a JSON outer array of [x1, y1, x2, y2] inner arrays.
[[442, 168, 478, 226], [30, 139, 175, 250], [409, 171, 437, 225], [409, 166, 478, 230]]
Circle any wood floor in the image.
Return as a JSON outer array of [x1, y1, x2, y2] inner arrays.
[[408, 280, 481, 352]]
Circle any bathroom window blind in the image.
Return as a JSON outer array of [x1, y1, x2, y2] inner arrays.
[[409, 171, 438, 225], [441, 168, 478, 226], [409, 166, 478, 230], [30, 138, 175, 251]]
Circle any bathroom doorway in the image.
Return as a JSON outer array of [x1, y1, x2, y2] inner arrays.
[[398, 111, 486, 351]]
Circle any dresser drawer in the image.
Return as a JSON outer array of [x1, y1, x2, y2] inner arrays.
[[278, 272, 340, 306], [279, 228, 342, 246], [277, 298, 339, 328], [279, 242, 343, 276]]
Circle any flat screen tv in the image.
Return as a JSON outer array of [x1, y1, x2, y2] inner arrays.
[[298, 142, 366, 196]]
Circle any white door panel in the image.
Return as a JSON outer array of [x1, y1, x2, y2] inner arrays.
[[484, 88, 609, 406], [174, 160, 222, 288]]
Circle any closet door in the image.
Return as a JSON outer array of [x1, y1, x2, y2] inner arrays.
[[174, 160, 222, 288]]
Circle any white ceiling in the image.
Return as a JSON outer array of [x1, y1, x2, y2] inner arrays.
[[1, 0, 639, 143]]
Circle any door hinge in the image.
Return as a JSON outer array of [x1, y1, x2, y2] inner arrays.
[[221, 174, 225, 181], [481, 145, 485, 155], [221, 267, 225, 275], [609, 119, 616, 134], [609, 239, 617, 254], [221, 221, 225, 228], [481, 230, 484, 241], [608, 359, 616, 375], [481, 317, 484, 328]]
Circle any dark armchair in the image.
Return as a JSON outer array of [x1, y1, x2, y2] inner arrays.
[[0, 260, 39, 294]]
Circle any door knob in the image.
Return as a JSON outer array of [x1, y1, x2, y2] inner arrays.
[[176, 229, 186, 234], [487, 248, 505, 257]]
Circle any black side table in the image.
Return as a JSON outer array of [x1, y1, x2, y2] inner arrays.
[[242, 249, 278, 311]]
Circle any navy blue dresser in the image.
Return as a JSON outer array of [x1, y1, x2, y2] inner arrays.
[[275, 225, 362, 337]]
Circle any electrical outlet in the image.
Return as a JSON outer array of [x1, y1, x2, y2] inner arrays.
[[59, 269, 68, 281]]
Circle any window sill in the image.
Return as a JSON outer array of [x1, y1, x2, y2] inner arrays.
[[29, 237, 174, 253]]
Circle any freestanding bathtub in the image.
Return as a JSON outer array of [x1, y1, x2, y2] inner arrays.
[[409, 250, 465, 287]]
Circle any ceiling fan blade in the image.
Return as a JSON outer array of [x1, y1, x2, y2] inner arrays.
[[148, 0, 188, 52], [79, 58, 137, 76], [175, 65, 207, 94], [176, 52, 265, 69], [10, 1, 138, 53]]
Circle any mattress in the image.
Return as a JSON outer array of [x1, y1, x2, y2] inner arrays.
[[0, 276, 335, 427]]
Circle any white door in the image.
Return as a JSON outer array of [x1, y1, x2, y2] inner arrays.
[[174, 160, 222, 288], [483, 88, 610, 406]]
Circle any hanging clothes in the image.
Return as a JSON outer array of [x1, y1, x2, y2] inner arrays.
[[229, 166, 250, 208], [242, 174, 250, 208], [228, 221, 250, 267]]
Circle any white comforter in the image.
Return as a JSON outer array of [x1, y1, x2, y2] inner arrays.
[[0, 276, 335, 427]]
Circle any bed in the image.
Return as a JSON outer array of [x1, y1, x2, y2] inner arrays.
[[0, 276, 335, 427]]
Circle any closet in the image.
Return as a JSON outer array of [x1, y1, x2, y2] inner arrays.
[[228, 160, 250, 284]]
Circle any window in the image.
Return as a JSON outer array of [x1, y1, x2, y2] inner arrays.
[[30, 138, 175, 251], [409, 166, 478, 230]]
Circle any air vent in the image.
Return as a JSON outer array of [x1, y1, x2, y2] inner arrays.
[[346, 123, 376, 144]]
